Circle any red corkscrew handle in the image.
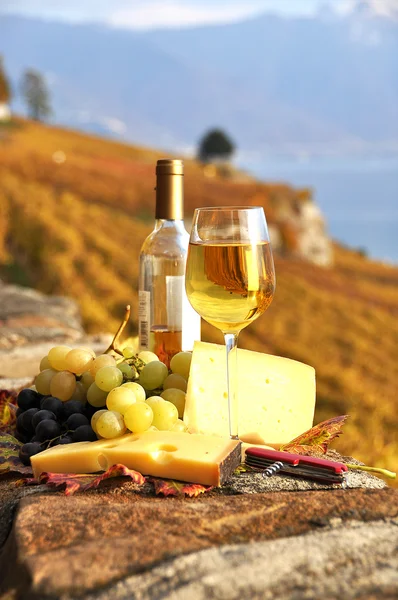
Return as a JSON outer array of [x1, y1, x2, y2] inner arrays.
[[245, 447, 348, 474]]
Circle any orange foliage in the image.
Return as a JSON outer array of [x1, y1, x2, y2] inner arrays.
[[0, 118, 397, 481]]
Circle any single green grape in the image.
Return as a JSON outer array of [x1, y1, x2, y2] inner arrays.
[[171, 419, 188, 433], [39, 356, 51, 371], [95, 366, 123, 392], [34, 368, 57, 395], [124, 402, 153, 433], [87, 383, 108, 407], [163, 373, 187, 392], [50, 370, 76, 402], [138, 361, 168, 390], [106, 387, 137, 415], [91, 409, 108, 436], [80, 371, 95, 390], [117, 362, 136, 380], [122, 382, 146, 402], [146, 396, 178, 430], [47, 345, 71, 371], [70, 381, 87, 403], [160, 388, 186, 419], [122, 346, 136, 359], [79, 346, 96, 358], [170, 352, 192, 380], [65, 348, 94, 374], [138, 350, 159, 364], [89, 354, 116, 377], [96, 410, 126, 439]]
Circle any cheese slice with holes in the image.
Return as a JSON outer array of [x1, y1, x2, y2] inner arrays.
[[31, 431, 241, 486], [30, 434, 135, 478], [184, 341, 316, 446]]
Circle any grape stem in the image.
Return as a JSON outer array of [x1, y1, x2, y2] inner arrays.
[[44, 430, 74, 450], [104, 305, 131, 356], [347, 463, 396, 479]]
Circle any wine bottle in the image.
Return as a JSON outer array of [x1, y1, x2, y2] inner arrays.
[[138, 159, 201, 365]]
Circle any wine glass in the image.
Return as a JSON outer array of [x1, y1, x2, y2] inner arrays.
[[185, 206, 275, 440]]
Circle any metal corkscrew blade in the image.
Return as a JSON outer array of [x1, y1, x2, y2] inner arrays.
[[262, 461, 284, 478]]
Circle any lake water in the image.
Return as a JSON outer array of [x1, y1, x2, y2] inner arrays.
[[241, 156, 398, 265]]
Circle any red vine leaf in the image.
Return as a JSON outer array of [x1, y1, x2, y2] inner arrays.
[[0, 390, 18, 435], [150, 477, 212, 497], [0, 433, 33, 476], [280, 415, 349, 455], [23, 464, 145, 496]]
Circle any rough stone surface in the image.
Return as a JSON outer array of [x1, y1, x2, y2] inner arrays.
[[294, 200, 333, 267], [0, 487, 396, 599], [0, 280, 83, 347], [0, 280, 112, 381], [88, 520, 398, 600]]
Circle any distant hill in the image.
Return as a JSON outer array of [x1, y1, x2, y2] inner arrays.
[[0, 118, 397, 480], [0, 9, 397, 155]]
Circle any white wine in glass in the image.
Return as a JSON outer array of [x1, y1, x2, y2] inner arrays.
[[185, 207, 275, 439]]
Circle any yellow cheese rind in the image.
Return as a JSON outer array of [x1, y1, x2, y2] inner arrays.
[[31, 431, 241, 486], [184, 341, 316, 446]]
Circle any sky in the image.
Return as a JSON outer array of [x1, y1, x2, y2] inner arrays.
[[0, 0, 351, 29]]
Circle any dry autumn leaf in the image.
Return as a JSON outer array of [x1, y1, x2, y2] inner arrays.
[[280, 415, 349, 455], [0, 390, 18, 435], [22, 464, 146, 496], [0, 433, 33, 476], [150, 477, 212, 497]]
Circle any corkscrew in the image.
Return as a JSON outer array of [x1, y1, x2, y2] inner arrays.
[[262, 461, 284, 478], [245, 448, 348, 484]]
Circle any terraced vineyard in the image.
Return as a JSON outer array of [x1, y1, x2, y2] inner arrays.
[[1, 118, 397, 479]]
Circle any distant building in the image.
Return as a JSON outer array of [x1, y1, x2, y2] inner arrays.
[[0, 102, 11, 122]]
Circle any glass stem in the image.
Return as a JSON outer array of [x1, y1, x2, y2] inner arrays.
[[224, 332, 239, 440]]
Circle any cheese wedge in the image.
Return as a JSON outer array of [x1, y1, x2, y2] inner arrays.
[[184, 341, 316, 446], [30, 434, 135, 477], [31, 431, 242, 486]]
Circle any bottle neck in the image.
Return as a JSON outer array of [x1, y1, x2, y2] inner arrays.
[[154, 219, 187, 233], [155, 172, 184, 220]]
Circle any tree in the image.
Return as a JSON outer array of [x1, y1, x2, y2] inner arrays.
[[198, 128, 235, 163], [21, 69, 52, 121], [0, 56, 11, 104]]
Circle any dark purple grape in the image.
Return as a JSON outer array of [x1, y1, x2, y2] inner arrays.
[[58, 435, 74, 445], [20, 408, 39, 435], [40, 396, 63, 418], [19, 442, 42, 466], [61, 400, 85, 421], [35, 419, 61, 442], [15, 430, 29, 444], [16, 413, 26, 431], [72, 426, 97, 442], [66, 414, 89, 430], [32, 410, 57, 429], [16, 407, 23, 418], [17, 389, 41, 411], [39, 395, 50, 409]]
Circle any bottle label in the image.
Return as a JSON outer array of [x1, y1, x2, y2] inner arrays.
[[182, 289, 201, 351], [166, 275, 183, 330], [138, 291, 151, 350], [166, 275, 200, 350]]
